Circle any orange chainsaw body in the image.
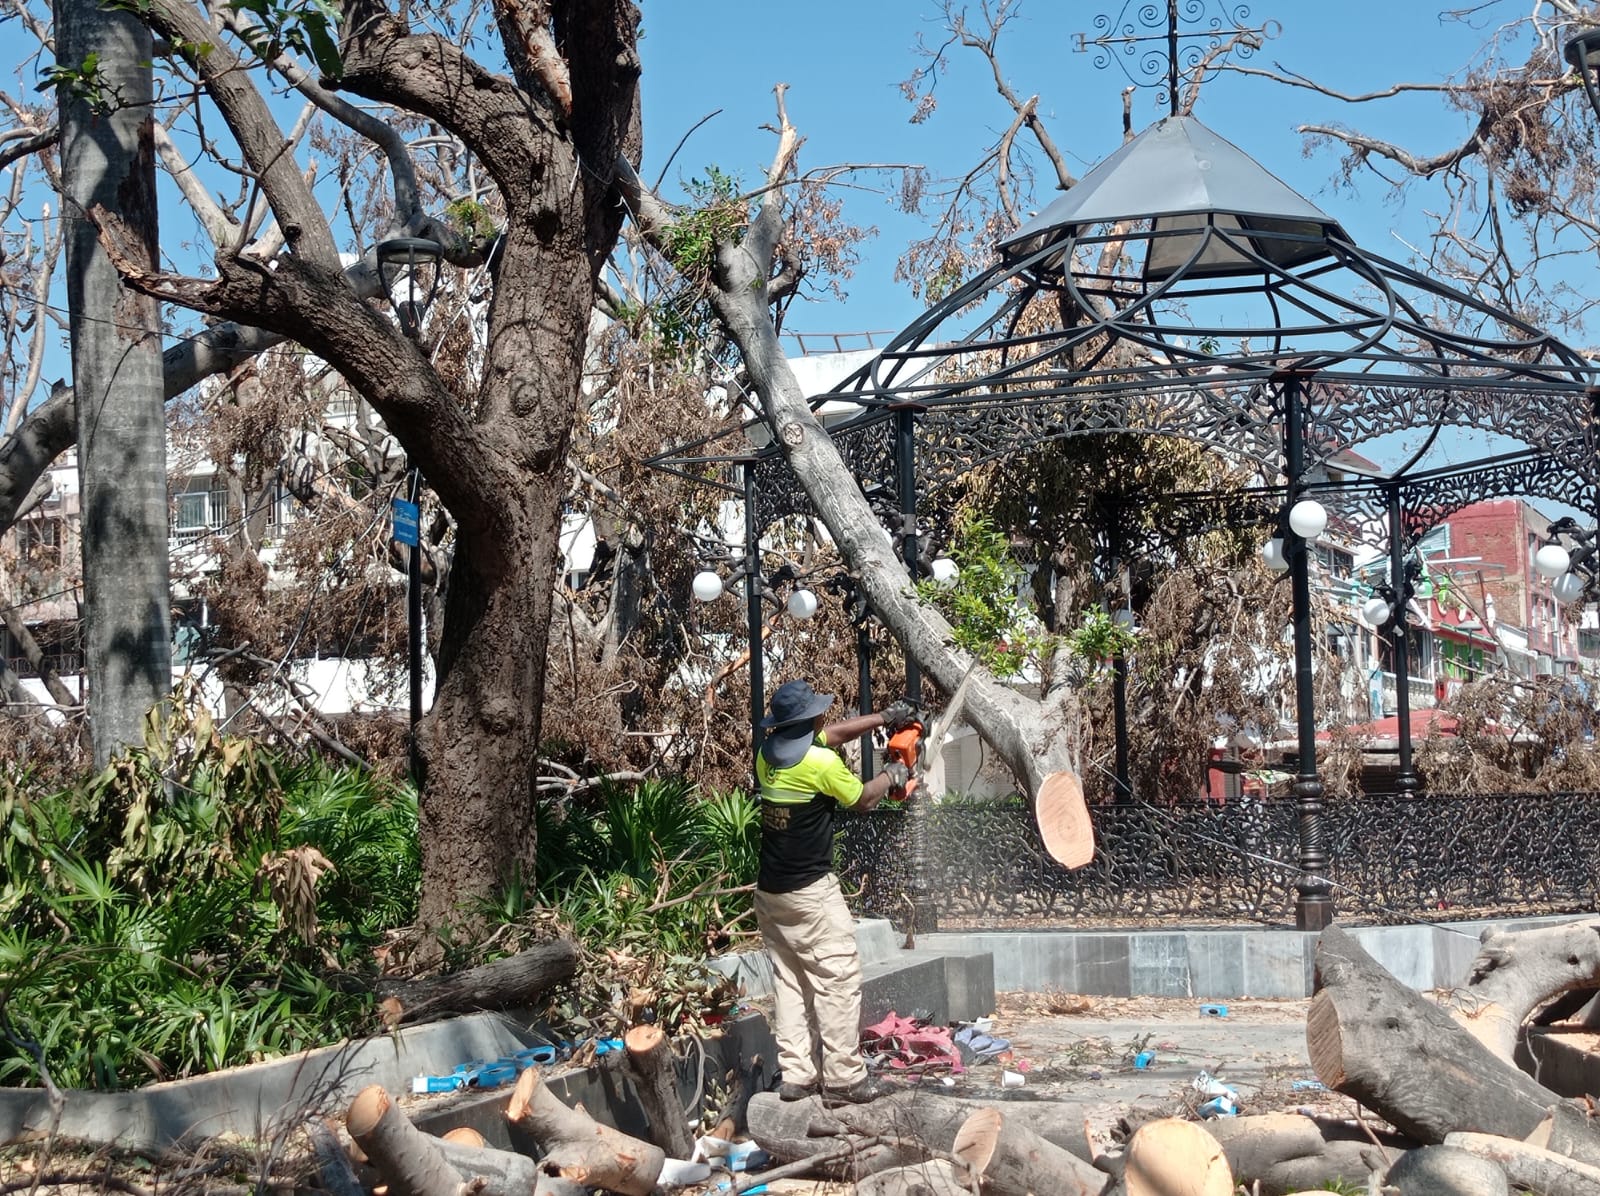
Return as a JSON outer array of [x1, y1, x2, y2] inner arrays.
[[883, 722, 923, 799]]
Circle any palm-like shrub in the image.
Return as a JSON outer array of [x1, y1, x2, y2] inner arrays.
[[0, 696, 417, 1089]]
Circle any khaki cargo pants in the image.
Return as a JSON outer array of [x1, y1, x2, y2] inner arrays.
[[753, 873, 867, 1091]]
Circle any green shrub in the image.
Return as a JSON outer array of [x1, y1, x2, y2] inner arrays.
[[0, 697, 417, 1090]]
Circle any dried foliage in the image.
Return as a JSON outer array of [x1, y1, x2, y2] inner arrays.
[[1418, 673, 1600, 792]]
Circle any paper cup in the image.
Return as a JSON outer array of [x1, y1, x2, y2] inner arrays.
[[1001, 1069, 1025, 1088]]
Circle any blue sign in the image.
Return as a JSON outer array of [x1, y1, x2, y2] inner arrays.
[[391, 498, 420, 547]]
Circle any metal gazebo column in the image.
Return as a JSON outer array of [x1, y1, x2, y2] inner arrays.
[[1283, 373, 1335, 930], [895, 402, 936, 933], [1386, 483, 1422, 799], [744, 461, 766, 763]]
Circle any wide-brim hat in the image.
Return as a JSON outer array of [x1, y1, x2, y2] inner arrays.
[[759, 679, 835, 769]]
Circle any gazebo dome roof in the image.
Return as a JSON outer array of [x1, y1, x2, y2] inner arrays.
[[998, 115, 1349, 280]]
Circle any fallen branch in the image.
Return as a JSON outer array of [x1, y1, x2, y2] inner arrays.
[[505, 1062, 665, 1196], [1445, 1131, 1600, 1196], [346, 1085, 461, 1196]]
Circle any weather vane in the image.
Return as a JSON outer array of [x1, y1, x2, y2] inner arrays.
[[1074, 1, 1280, 116]]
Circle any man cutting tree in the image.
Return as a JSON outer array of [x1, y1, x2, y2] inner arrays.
[[754, 678, 916, 1105]]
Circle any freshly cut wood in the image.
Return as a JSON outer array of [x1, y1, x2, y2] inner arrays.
[[1447, 1130, 1600, 1196], [1384, 1143, 1509, 1195], [1199, 1112, 1409, 1196], [505, 1061, 664, 1196], [1306, 927, 1600, 1150], [1443, 917, 1600, 1061], [1526, 1103, 1600, 1169], [375, 938, 578, 1024], [434, 1138, 543, 1196], [624, 1022, 694, 1160], [438, 1127, 486, 1149], [950, 1105, 1107, 1195], [1124, 1118, 1232, 1196], [855, 1159, 970, 1196], [346, 1085, 462, 1196], [1035, 770, 1094, 869]]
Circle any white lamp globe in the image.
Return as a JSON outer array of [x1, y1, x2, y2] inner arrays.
[[930, 557, 960, 588], [691, 570, 724, 602], [786, 588, 819, 620], [1535, 543, 1571, 580], [1288, 499, 1328, 541], [1553, 571, 1586, 605], [1260, 537, 1289, 574], [1361, 595, 1392, 627]]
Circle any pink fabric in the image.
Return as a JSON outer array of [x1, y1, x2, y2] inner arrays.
[[860, 1012, 964, 1073]]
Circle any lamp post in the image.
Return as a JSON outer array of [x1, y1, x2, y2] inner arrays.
[[1281, 375, 1334, 931], [375, 236, 443, 781]]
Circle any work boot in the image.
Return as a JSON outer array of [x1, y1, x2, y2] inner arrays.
[[822, 1076, 894, 1105], [776, 1080, 816, 1101]]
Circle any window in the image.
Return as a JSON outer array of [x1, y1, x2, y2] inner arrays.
[[174, 478, 231, 536]]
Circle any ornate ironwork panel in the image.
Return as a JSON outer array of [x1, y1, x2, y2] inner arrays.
[[837, 793, 1600, 929]]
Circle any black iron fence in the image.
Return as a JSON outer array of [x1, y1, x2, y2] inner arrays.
[[836, 792, 1600, 928]]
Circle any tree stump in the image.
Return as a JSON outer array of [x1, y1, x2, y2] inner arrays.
[[624, 1022, 694, 1160]]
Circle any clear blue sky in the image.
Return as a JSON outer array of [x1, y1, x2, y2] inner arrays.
[[638, 2, 1531, 342]]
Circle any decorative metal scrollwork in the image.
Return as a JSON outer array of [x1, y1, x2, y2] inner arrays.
[[1074, 1, 1279, 114]]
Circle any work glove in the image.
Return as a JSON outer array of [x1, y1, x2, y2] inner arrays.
[[882, 761, 911, 791], [880, 700, 917, 733]]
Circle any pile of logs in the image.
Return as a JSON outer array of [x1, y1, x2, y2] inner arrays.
[[339, 917, 1600, 1195]]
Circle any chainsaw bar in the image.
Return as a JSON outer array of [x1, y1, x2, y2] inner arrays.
[[916, 662, 980, 784]]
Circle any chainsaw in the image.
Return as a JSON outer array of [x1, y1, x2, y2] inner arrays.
[[875, 664, 980, 802]]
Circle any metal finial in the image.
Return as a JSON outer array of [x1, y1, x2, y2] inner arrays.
[[1073, 1, 1280, 116]]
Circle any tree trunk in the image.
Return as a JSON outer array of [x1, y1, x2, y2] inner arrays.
[[855, 1160, 970, 1196], [1307, 926, 1600, 1152], [54, 0, 171, 764], [1443, 917, 1600, 1062], [374, 938, 578, 1024], [623, 1022, 694, 1160]]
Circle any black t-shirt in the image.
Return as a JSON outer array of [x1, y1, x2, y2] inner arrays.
[[754, 738, 865, 893]]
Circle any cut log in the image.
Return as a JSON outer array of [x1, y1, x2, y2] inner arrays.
[[1307, 926, 1600, 1151], [624, 1022, 694, 1160], [346, 1085, 462, 1196], [855, 1159, 971, 1196], [1447, 1130, 1600, 1196], [1526, 1102, 1600, 1169], [1124, 1118, 1232, 1196], [1443, 917, 1600, 1061], [1036, 770, 1094, 869], [1385, 1143, 1509, 1195], [742, 1093, 914, 1180], [438, 1127, 486, 1149], [375, 938, 579, 1024], [1199, 1112, 1409, 1196], [434, 1138, 543, 1196], [950, 1105, 1107, 1196], [505, 1060, 664, 1196]]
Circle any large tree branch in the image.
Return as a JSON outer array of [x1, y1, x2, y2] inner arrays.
[[144, 0, 340, 265]]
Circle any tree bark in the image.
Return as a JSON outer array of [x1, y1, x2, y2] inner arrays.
[[1443, 917, 1600, 1062], [1307, 926, 1600, 1152], [346, 1085, 462, 1196], [433, 1136, 544, 1196], [505, 1062, 664, 1196], [1199, 1112, 1408, 1196], [55, 0, 171, 764], [855, 1160, 970, 1196], [1383, 1143, 1509, 1195], [951, 1105, 1107, 1196], [1445, 1131, 1600, 1196], [1528, 1103, 1600, 1171], [374, 938, 578, 1023], [623, 1022, 694, 1160]]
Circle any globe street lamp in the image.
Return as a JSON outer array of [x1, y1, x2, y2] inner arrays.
[[1566, 28, 1600, 122]]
